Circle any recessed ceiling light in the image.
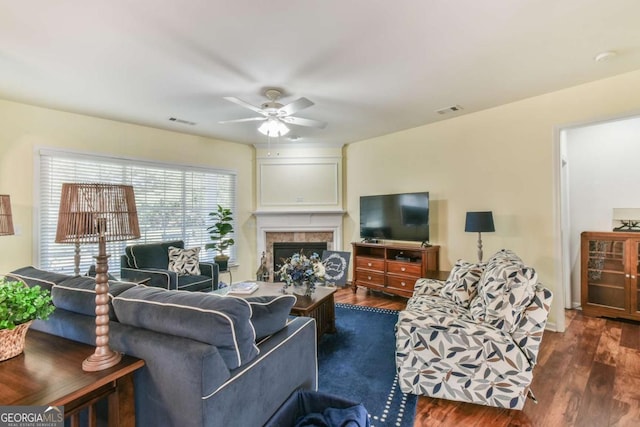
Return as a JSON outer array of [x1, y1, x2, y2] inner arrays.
[[594, 51, 617, 62]]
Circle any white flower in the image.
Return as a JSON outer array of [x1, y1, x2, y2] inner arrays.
[[314, 262, 325, 278]]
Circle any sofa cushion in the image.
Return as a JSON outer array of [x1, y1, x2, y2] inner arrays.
[[51, 276, 138, 320], [471, 250, 537, 333], [168, 246, 201, 276], [7, 266, 70, 292], [112, 286, 258, 369], [243, 294, 297, 340], [405, 294, 476, 322], [126, 240, 184, 269], [412, 278, 445, 296], [486, 248, 523, 266], [176, 274, 213, 291], [439, 260, 484, 307]]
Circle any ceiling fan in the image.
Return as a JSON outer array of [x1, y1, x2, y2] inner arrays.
[[219, 89, 327, 137]]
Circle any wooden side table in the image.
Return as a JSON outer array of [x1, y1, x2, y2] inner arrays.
[[0, 330, 145, 427]]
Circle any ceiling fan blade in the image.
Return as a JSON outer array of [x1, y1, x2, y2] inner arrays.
[[282, 116, 327, 129], [279, 97, 314, 116], [219, 117, 266, 124], [223, 96, 267, 115]]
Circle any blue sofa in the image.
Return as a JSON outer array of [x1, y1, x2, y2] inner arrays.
[[120, 240, 219, 291], [8, 266, 317, 427]]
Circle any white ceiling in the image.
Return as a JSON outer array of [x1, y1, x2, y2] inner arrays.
[[2, 0, 640, 147]]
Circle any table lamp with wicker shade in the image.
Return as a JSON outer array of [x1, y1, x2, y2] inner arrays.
[[55, 183, 140, 371], [0, 194, 15, 236]]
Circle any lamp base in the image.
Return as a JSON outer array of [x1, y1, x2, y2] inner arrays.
[[476, 232, 484, 263], [82, 348, 122, 372]]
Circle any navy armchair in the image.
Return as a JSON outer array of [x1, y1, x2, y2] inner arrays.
[[120, 240, 219, 291]]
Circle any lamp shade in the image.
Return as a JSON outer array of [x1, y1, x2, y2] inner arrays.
[[55, 183, 140, 243], [258, 118, 290, 137], [0, 194, 15, 236], [465, 211, 495, 233], [612, 208, 640, 221]]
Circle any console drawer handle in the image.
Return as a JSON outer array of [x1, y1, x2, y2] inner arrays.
[[401, 267, 406, 272], [401, 282, 406, 287], [367, 262, 372, 267], [367, 276, 372, 280]]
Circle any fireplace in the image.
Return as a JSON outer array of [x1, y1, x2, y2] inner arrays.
[[273, 242, 328, 278], [254, 210, 344, 281]]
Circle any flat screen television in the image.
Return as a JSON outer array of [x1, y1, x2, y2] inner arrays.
[[360, 192, 429, 243]]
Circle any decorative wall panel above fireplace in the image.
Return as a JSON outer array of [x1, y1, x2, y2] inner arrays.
[[256, 148, 342, 212]]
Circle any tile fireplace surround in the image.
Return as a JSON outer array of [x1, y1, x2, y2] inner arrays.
[[255, 211, 344, 278]]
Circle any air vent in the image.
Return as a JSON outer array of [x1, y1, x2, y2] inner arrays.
[[169, 117, 196, 126], [435, 105, 463, 115]]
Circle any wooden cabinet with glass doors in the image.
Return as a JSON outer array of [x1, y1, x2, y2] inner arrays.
[[581, 231, 640, 321]]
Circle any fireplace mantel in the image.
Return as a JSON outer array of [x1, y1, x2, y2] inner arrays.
[[254, 210, 345, 264]]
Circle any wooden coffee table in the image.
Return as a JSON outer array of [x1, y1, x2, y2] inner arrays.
[[222, 282, 337, 340]]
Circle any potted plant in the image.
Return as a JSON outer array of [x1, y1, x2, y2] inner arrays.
[[0, 278, 55, 361], [205, 204, 235, 271]]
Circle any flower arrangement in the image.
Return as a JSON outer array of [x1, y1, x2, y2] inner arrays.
[[278, 251, 326, 296]]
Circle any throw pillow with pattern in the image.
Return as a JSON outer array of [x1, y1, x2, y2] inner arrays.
[[168, 246, 201, 276], [472, 250, 538, 333], [440, 259, 484, 307]]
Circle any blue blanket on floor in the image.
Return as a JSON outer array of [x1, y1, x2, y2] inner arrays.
[[295, 404, 370, 427]]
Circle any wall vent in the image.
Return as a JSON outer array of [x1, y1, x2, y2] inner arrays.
[[169, 117, 196, 125], [435, 105, 463, 115]]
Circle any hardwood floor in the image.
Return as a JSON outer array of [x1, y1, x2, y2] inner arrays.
[[334, 286, 640, 427]]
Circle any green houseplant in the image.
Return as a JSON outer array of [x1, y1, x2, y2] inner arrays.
[[205, 204, 235, 271], [0, 278, 55, 361]]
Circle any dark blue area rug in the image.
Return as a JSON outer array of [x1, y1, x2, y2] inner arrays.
[[317, 303, 417, 427]]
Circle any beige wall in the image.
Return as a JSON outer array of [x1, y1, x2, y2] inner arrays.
[[0, 99, 257, 280], [345, 69, 640, 329]]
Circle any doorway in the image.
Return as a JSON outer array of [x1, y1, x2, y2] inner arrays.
[[559, 115, 640, 317]]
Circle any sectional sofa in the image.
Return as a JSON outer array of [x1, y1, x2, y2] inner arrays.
[[8, 266, 317, 427]]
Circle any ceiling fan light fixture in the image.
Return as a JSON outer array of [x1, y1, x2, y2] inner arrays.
[[258, 119, 290, 137]]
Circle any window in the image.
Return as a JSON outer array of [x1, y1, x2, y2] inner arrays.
[[38, 149, 237, 275]]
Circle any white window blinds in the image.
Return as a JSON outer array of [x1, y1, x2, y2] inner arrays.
[[38, 149, 237, 275]]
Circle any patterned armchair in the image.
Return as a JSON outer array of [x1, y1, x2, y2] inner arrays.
[[395, 250, 553, 410]]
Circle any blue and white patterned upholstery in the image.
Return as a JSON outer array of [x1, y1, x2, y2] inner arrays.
[[395, 250, 553, 410]]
